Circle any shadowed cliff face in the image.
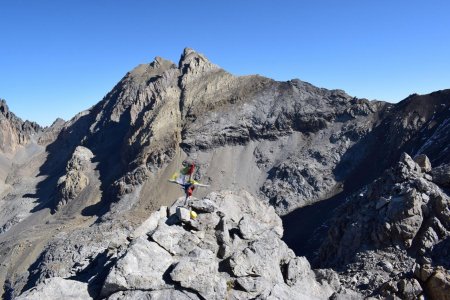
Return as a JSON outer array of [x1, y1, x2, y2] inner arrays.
[[0, 48, 450, 299]]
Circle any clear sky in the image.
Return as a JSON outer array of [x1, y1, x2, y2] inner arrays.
[[1, 0, 449, 126]]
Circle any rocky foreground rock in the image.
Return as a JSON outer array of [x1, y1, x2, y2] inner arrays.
[[17, 191, 358, 300], [318, 153, 450, 299]]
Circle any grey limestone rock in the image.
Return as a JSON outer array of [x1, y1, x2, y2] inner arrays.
[[107, 289, 200, 300], [97, 191, 337, 299], [150, 221, 201, 255], [238, 213, 271, 240], [189, 198, 216, 213], [176, 206, 191, 222], [101, 237, 173, 297], [131, 206, 167, 238], [16, 277, 90, 300], [56, 146, 94, 209], [318, 153, 450, 297], [285, 256, 314, 286], [229, 231, 293, 281], [170, 248, 227, 300]]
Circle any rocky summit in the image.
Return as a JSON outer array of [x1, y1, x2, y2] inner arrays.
[[16, 191, 361, 300], [0, 48, 449, 299]]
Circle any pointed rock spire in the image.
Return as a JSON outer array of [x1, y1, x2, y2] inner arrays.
[[178, 47, 218, 73]]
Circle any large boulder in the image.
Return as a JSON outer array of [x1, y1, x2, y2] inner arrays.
[[56, 146, 94, 209], [425, 267, 450, 300], [101, 237, 173, 297], [150, 221, 201, 255], [170, 248, 227, 300], [415, 264, 450, 300], [16, 278, 90, 300]]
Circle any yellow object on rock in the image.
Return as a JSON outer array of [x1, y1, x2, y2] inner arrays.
[[190, 210, 198, 219]]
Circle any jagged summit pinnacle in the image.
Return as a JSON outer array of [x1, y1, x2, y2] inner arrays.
[[49, 118, 65, 128], [126, 48, 216, 79], [0, 98, 40, 129], [178, 47, 218, 71], [153, 56, 175, 68], [179, 47, 200, 64]]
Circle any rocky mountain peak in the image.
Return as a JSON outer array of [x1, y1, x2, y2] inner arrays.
[[126, 57, 177, 85], [50, 118, 65, 128], [178, 47, 220, 77], [179, 47, 205, 65]]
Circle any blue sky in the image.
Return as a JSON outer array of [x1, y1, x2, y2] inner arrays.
[[1, 0, 449, 126]]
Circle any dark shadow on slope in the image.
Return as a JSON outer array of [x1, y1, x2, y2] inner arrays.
[[26, 98, 134, 220], [21, 117, 134, 296], [281, 122, 391, 261], [21, 249, 47, 294], [280, 99, 415, 261], [281, 192, 348, 261], [28, 113, 94, 213], [3, 279, 14, 300], [68, 249, 116, 299], [336, 89, 450, 192], [430, 237, 450, 269], [80, 110, 132, 219]]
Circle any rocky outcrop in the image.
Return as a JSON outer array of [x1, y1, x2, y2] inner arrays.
[[15, 277, 90, 300], [114, 191, 358, 299], [56, 146, 94, 209], [18, 191, 359, 299], [0, 99, 40, 154], [318, 153, 450, 298], [101, 237, 174, 294]]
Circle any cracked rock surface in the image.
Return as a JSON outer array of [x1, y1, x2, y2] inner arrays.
[[318, 153, 450, 299], [18, 191, 357, 299]]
